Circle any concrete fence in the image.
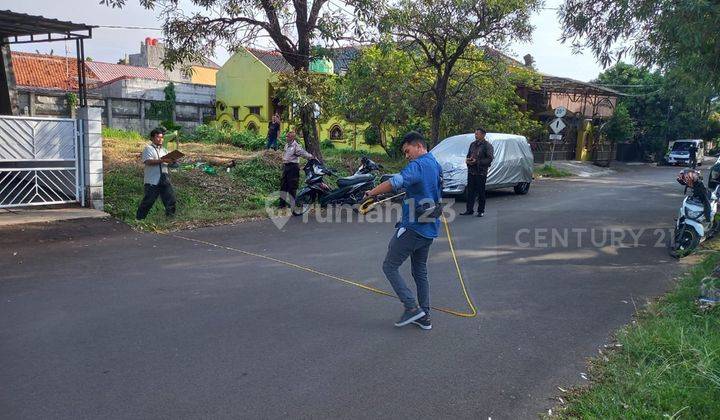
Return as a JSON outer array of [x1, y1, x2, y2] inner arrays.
[[17, 88, 215, 135]]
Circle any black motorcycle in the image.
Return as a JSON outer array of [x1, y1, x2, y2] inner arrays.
[[292, 156, 383, 216]]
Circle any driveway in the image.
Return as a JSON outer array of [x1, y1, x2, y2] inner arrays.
[[0, 164, 689, 419]]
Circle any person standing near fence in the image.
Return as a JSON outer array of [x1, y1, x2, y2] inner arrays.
[[266, 113, 281, 151], [136, 128, 177, 219]]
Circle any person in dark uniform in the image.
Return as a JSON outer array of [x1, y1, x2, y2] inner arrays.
[[461, 128, 494, 217], [266, 113, 281, 151], [279, 130, 313, 208], [688, 143, 698, 168]]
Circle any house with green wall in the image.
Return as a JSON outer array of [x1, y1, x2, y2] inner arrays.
[[214, 47, 385, 151]]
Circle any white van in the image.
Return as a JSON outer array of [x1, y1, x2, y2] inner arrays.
[[666, 139, 704, 166]]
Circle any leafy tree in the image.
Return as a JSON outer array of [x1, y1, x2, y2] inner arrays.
[[440, 47, 542, 138], [272, 70, 338, 131], [334, 44, 417, 153], [595, 63, 667, 152], [560, 0, 720, 93], [596, 62, 716, 158], [102, 0, 379, 160], [380, 0, 540, 145], [601, 103, 634, 143]]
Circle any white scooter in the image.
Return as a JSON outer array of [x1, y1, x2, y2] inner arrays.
[[670, 180, 719, 257]]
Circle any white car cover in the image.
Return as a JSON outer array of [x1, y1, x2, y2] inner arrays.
[[430, 133, 534, 193]]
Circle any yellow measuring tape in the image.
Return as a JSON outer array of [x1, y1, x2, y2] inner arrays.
[[170, 214, 477, 318]]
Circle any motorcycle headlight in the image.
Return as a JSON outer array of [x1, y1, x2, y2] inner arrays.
[[685, 207, 704, 220]]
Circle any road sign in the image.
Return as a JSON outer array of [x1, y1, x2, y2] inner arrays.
[[549, 118, 566, 134], [554, 106, 567, 118], [549, 134, 562, 141]]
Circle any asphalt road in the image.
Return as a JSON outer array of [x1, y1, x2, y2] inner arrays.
[[0, 164, 692, 419]]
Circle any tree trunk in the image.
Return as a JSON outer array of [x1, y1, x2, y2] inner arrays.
[[299, 103, 322, 160], [430, 76, 449, 147], [378, 122, 387, 150]]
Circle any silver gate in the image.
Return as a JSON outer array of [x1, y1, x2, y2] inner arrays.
[[0, 115, 83, 208]]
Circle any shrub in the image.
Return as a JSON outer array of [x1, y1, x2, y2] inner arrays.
[[102, 127, 144, 140], [230, 129, 266, 150], [363, 125, 381, 146], [192, 124, 228, 144], [189, 124, 266, 150], [161, 120, 184, 133], [321, 139, 335, 149]]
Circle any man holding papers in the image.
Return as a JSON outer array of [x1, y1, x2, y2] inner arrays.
[[136, 128, 182, 220]]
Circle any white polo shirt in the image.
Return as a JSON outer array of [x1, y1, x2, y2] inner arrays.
[[141, 143, 169, 185]]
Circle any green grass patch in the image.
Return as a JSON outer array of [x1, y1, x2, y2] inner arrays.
[[556, 250, 720, 418], [103, 131, 405, 231], [102, 127, 144, 141], [535, 164, 572, 178], [104, 160, 273, 231]]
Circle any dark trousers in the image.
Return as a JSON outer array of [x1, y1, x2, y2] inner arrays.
[[266, 136, 278, 150], [136, 175, 176, 219], [466, 170, 488, 214], [279, 163, 300, 207]]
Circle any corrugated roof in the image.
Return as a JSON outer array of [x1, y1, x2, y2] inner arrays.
[[199, 58, 221, 69], [246, 46, 363, 74], [85, 61, 168, 83], [0, 10, 93, 39], [10, 51, 99, 91], [247, 48, 295, 73], [539, 73, 621, 96]]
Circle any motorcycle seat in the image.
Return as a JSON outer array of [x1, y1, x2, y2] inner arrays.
[[337, 173, 374, 187]]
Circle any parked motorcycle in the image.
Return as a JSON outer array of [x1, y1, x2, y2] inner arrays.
[[670, 168, 720, 257], [292, 156, 384, 216]]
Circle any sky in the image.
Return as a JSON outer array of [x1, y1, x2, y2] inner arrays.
[[10, 0, 607, 82]]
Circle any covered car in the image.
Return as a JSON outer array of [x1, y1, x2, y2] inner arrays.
[[431, 133, 534, 196]]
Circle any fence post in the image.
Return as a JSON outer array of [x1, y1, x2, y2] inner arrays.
[[78, 107, 104, 210], [105, 97, 113, 128], [28, 92, 36, 116], [140, 99, 145, 132]]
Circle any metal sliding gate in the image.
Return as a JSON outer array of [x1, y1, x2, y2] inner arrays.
[[0, 116, 83, 208]]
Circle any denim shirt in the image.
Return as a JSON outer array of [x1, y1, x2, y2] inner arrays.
[[389, 153, 443, 238]]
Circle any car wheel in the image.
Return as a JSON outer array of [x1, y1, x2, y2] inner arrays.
[[514, 182, 530, 195]]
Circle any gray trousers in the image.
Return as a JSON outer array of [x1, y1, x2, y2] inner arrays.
[[382, 228, 434, 314]]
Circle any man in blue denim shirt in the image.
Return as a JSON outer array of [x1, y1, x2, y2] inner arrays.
[[364, 132, 442, 330]]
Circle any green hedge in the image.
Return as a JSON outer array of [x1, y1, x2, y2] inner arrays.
[[189, 124, 268, 150]]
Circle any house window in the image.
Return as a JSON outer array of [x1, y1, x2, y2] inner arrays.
[[247, 122, 258, 133], [329, 125, 344, 140], [248, 106, 261, 116], [232, 106, 240, 120]]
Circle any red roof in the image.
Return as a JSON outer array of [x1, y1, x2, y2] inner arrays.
[[10, 51, 99, 91], [85, 61, 167, 83], [10, 51, 171, 92]]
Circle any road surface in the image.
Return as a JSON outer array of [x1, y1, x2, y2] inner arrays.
[[0, 164, 691, 419]]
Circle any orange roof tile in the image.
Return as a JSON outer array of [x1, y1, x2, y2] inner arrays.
[[10, 51, 99, 91]]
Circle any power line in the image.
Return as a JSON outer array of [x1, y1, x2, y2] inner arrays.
[[595, 83, 663, 88], [96, 25, 162, 30]]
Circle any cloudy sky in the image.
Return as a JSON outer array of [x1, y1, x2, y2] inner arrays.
[[10, 0, 607, 81]]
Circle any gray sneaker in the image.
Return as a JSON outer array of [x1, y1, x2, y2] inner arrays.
[[394, 307, 426, 327]]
